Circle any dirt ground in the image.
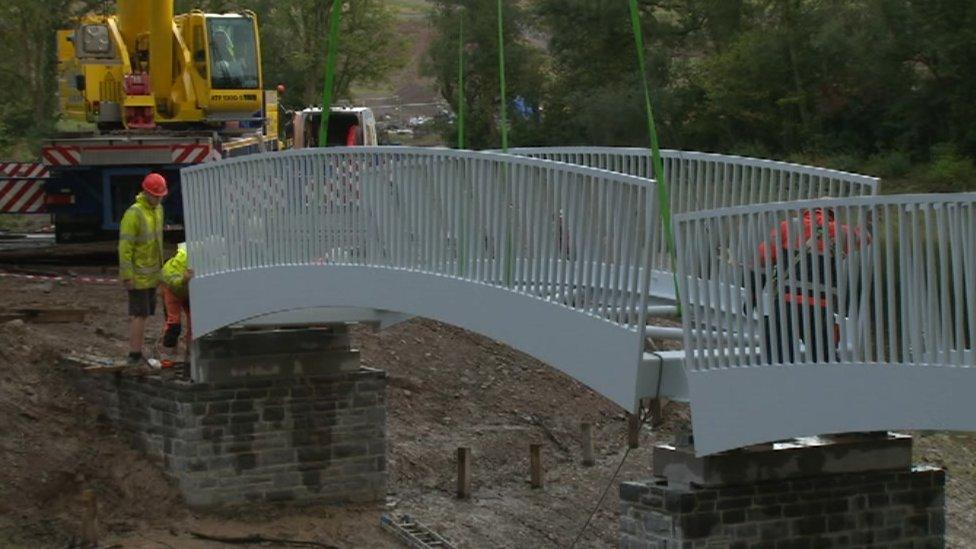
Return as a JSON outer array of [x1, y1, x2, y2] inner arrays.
[[1, 245, 974, 548]]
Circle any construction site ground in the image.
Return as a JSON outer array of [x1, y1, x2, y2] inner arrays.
[[1, 241, 974, 548]]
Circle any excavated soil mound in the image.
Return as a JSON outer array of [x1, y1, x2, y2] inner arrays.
[[0, 320, 183, 547]]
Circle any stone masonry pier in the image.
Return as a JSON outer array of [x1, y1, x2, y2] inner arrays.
[[621, 434, 946, 547], [64, 327, 387, 507]]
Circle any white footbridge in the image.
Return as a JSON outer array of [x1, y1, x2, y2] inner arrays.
[[182, 147, 975, 455]]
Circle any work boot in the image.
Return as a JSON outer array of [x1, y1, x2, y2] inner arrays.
[[159, 348, 178, 368], [126, 352, 145, 367]]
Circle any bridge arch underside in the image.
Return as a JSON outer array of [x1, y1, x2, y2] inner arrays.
[[191, 264, 649, 412]]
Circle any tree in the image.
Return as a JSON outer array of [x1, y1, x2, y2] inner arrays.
[[0, 1, 106, 141], [520, 0, 976, 165], [426, 0, 547, 149], [256, 0, 407, 108], [531, 0, 737, 148], [896, 0, 976, 158]]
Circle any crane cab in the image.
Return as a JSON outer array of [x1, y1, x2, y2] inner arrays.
[[179, 12, 264, 127]]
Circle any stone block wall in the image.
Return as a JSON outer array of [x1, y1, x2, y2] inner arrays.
[[66, 367, 387, 507], [620, 467, 945, 548]]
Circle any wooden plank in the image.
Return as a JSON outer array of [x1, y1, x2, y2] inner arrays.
[[628, 413, 640, 449], [0, 308, 87, 323], [456, 447, 471, 499], [81, 489, 98, 546], [64, 353, 117, 366], [580, 422, 595, 467], [529, 444, 543, 489], [648, 398, 664, 428], [82, 365, 126, 374], [63, 353, 125, 374]]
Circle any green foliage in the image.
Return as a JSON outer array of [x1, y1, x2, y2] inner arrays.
[[256, 0, 407, 108], [0, 1, 104, 142], [426, 0, 546, 149], [864, 151, 912, 179], [1, 0, 973, 197], [781, 152, 863, 174], [532, 0, 687, 148], [923, 144, 976, 191], [728, 142, 772, 160], [823, 154, 867, 174], [423, 0, 976, 175], [0, 117, 11, 153]]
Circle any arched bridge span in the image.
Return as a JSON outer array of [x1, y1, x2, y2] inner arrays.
[[181, 147, 975, 454]]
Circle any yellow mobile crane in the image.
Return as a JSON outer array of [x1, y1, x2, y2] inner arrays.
[[30, 0, 283, 241], [0, 1, 375, 240], [59, 0, 268, 130]]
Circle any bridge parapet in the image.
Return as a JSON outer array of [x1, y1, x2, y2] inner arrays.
[[182, 148, 665, 410], [183, 148, 975, 455], [183, 148, 663, 326], [507, 147, 878, 276], [506, 147, 879, 212], [673, 194, 976, 454]]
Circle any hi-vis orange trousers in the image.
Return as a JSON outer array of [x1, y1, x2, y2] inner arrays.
[[161, 285, 191, 349]]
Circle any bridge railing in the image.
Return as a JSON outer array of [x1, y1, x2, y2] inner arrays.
[[674, 194, 975, 370], [673, 193, 975, 454], [505, 148, 879, 277], [182, 148, 663, 333], [505, 147, 880, 213]]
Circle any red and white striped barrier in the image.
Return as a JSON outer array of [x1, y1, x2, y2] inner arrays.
[[171, 143, 212, 164], [0, 271, 119, 285], [43, 143, 213, 166], [0, 162, 49, 213], [41, 145, 81, 166]]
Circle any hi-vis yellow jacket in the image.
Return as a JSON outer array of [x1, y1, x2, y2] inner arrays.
[[161, 243, 189, 298], [118, 193, 164, 289]]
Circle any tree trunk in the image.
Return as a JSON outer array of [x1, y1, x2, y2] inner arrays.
[[781, 0, 811, 133]]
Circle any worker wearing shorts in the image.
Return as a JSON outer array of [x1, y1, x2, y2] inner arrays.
[[118, 173, 167, 366]]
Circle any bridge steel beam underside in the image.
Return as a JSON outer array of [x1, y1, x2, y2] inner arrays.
[[191, 265, 681, 412]]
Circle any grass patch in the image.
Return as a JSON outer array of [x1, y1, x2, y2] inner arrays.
[[387, 0, 432, 20], [350, 83, 398, 99]]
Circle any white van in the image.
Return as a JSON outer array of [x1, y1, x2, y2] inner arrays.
[[289, 107, 378, 149]]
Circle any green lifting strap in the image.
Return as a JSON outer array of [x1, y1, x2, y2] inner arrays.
[[319, 1, 344, 147], [496, 0, 509, 152], [457, 9, 468, 277], [496, 0, 514, 285], [458, 12, 466, 149], [628, 0, 681, 310]]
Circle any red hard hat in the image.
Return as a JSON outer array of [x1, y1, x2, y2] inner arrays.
[[142, 173, 168, 197]]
